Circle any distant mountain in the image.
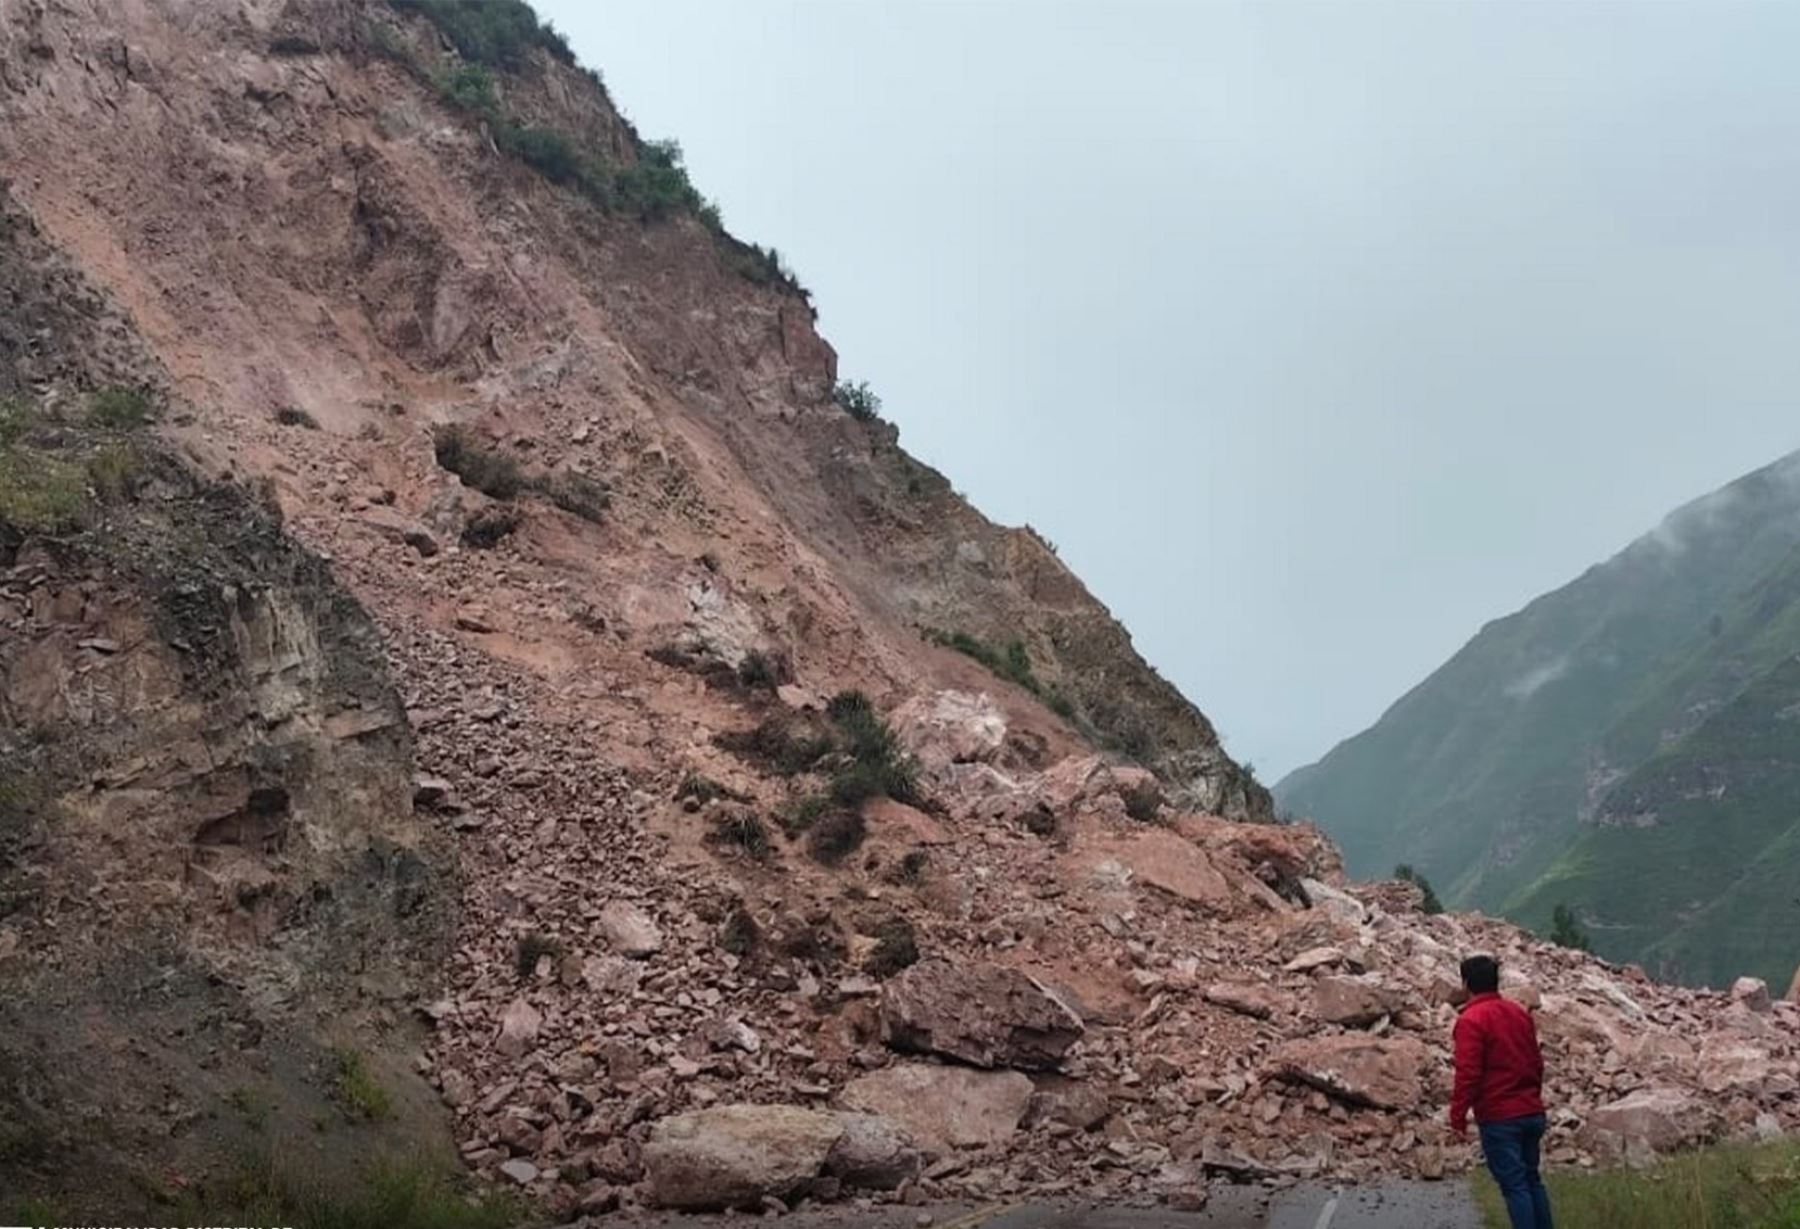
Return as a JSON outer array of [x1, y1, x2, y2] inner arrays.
[[1277, 451, 1800, 988]]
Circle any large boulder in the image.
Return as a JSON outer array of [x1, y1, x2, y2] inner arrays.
[[1268, 1035, 1429, 1110], [1730, 977, 1772, 1014], [642, 1105, 841, 1210], [1204, 981, 1289, 1021], [1587, 1087, 1712, 1155], [841, 1064, 1034, 1155], [881, 960, 1084, 1070], [1312, 974, 1407, 1027], [1788, 963, 1800, 1005], [891, 690, 1007, 774], [1697, 1035, 1776, 1096], [824, 1112, 922, 1189], [599, 900, 662, 958], [1077, 828, 1247, 915]]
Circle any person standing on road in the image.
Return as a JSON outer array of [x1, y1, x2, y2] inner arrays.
[[1450, 954, 1554, 1229]]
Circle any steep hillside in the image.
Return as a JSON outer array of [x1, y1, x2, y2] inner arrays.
[[3, 0, 1797, 1219], [1278, 451, 1800, 988]]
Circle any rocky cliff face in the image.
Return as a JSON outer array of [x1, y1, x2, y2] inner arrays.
[[0, 1, 1791, 1219], [0, 184, 453, 1213]]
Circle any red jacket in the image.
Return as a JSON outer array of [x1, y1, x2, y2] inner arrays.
[[1450, 992, 1546, 1130]]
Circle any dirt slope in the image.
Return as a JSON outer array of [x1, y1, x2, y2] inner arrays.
[[1, 2, 1794, 1220]]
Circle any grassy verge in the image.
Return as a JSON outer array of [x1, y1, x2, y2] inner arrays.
[[1474, 1142, 1800, 1229], [5, 1155, 521, 1229]]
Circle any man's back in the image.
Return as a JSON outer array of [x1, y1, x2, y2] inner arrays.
[[1451, 991, 1545, 1125]]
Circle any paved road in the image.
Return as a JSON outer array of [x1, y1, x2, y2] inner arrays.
[[644, 1181, 1483, 1229]]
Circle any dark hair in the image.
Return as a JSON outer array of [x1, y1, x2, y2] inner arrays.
[[1460, 955, 1500, 994]]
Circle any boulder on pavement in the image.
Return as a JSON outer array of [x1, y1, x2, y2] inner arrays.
[[881, 960, 1083, 1070], [841, 1064, 1034, 1155], [1269, 1035, 1429, 1110], [642, 1104, 841, 1210], [824, 1112, 922, 1189]]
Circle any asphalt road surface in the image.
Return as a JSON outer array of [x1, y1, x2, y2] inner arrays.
[[644, 1181, 1483, 1229]]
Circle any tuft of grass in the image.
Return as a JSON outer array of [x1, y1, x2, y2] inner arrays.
[[329, 1048, 393, 1123], [719, 901, 761, 957], [1474, 1141, 1800, 1229], [717, 714, 835, 777], [1122, 781, 1166, 824], [806, 809, 867, 866], [274, 406, 319, 429], [225, 1086, 276, 1131], [0, 449, 88, 533], [707, 809, 772, 861], [86, 385, 154, 429], [514, 931, 562, 980], [736, 649, 788, 691], [863, 916, 920, 978], [170, 1152, 520, 1229], [86, 442, 142, 504], [537, 470, 609, 523], [459, 505, 520, 549]]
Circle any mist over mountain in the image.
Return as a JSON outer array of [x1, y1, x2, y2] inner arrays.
[[1279, 450, 1800, 988]]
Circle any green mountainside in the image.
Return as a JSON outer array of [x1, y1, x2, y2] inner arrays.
[[1276, 451, 1800, 988]]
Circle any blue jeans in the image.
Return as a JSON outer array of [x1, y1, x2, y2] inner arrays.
[[1479, 1113, 1554, 1229]]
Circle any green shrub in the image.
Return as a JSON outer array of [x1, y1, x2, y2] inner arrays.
[[708, 810, 772, 861], [497, 123, 582, 184], [86, 385, 153, 429], [717, 715, 834, 776], [926, 628, 1051, 699], [329, 1048, 393, 1123], [0, 449, 88, 533], [431, 425, 525, 499], [435, 62, 500, 118], [807, 810, 867, 865], [1394, 864, 1444, 914], [832, 380, 882, 423], [514, 931, 562, 979], [779, 793, 834, 836], [734, 654, 784, 690], [390, 0, 572, 69], [1549, 902, 1591, 951], [537, 469, 609, 522]]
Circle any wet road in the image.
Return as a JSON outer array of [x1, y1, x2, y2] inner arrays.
[[645, 1181, 1483, 1229]]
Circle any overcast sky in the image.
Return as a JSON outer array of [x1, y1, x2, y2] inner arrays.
[[542, 0, 1800, 780]]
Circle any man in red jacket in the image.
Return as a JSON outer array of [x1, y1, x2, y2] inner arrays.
[[1451, 954, 1554, 1229]]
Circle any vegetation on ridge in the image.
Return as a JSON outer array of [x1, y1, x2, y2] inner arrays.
[[378, 2, 807, 297]]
